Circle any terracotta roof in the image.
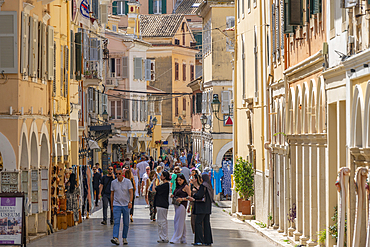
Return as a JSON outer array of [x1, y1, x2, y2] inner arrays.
[[173, 0, 203, 15], [140, 14, 184, 37]]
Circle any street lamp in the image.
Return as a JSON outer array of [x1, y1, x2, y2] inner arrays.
[[152, 116, 158, 126], [102, 109, 108, 122], [211, 94, 221, 114], [178, 116, 183, 125]]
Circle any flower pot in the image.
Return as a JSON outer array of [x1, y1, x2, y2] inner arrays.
[[238, 198, 243, 213], [241, 199, 251, 215]]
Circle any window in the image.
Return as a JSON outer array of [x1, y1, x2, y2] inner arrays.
[[110, 58, 116, 77], [175, 98, 179, 116], [110, 100, 122, 119], [183, 63, 186, 81], [150, 60, 155, 81], [241, 35, 245, 98], [183, 97, 186, 112], [122, 56, 128, 78], [155, 97, 162, 115], [122, 99, 129, 120], [112, 1, 128, 15], [134, 57, 142, 80], [132, 100, 138, 121], [182, 22, 186, 45], [196, 93, 202, 113], [221, 91, 231, 114], [153, 0, 162, 14], [190, 65, 194, 81], [242, 0, 245, 16], [175, 39, 180, 45], [116, 58, 121, 77], [0, 11, 18, 73], [202, 18, 212, 56], [112, 25, 117, 32], [175, 62, 179, 80], [111, 101, 116, 119]]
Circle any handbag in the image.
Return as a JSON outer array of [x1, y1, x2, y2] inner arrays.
[[172, 196, 181, 206]]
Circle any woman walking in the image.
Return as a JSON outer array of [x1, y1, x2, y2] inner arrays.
[[153, 171, 171, 243], [189, 174, 202, 234], [170, 174, 191, 244], [131, 161, 140, 198], [148, 170, 158, 221], [189, 174, 214, 246], [125, 169, 136, 222]]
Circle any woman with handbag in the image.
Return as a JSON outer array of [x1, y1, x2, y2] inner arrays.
[[189, 174, 202, 234], [189, 174, 214, 246], [170, 173, 191, 244]]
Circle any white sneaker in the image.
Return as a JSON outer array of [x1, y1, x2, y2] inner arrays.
[[123, 238, 128, 245]]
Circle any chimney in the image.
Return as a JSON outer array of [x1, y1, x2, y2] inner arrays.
[[127, 0, 141, 37]]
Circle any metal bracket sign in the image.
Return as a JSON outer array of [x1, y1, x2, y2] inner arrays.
[[0, 193, 25, 246]]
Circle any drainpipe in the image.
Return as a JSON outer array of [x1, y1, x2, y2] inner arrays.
[[47, 2, 53, 225]]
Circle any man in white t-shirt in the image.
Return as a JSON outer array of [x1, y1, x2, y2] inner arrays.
[[137, 156, 149, 195], [142, 166, 150, 205], [181, 163, 191, 183], [110, 168, 133, 245]]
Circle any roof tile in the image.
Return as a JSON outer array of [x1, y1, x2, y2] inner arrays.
[[140, 14, 184, 37]]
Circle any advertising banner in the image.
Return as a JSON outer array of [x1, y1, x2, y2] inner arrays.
[[0, 194, 24, 246]]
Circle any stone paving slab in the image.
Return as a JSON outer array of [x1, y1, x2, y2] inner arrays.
[[28, 197, 276, 247]]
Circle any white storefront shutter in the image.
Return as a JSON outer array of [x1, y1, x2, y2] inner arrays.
[[47, 26, 54, 81], [221, 91, 230, 114], [21, 12, 29, 76], [0, 12, 18, 74]]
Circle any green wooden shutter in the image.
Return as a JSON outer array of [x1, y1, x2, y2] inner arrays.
[[149, 0, 154, 14], [289, 0, 302, 26], [125, 0, 129, 15], [284, 0, 294, 33], [311, 0, 321, 14], [112, 1, 118, 15], [75, 32, 82, 80], [162, 0, 167, 14]]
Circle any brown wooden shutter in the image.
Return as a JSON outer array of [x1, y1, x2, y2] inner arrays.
[[175, 62, 179, 80], [183, 64, 186, 81], [175, 98, 179, 116]]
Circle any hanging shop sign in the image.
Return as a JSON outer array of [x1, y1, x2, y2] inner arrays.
[[0, 193, 25, 246]]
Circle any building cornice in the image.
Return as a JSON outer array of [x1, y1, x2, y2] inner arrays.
[[343, 48, 370, 69], [284, 51, 323, 84], [203, 80, 232, 88], [322, 64, 345, 79]]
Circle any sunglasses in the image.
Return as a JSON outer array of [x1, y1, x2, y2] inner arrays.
[[116, 173, 122, 175], [108, 168, 113, 170]]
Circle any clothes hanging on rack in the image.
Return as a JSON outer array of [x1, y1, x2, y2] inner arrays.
[[221, 160, 233, 196]]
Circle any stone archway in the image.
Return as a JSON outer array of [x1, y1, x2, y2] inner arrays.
[[0, 132, 16, 172], [351, 85, 364, 147], [215, 141, 233, 167]]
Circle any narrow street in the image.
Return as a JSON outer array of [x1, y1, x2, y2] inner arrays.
[[28, 198, 274, 247]]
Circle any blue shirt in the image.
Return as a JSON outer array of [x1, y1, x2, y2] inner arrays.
[[179, 156, 187, 165]]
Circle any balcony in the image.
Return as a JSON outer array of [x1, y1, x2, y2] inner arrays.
[[83, 61, 103, 87]]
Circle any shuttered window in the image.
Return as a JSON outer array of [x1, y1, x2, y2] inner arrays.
[[134, 57, 142, 80], [100, 4, 108, 24], [280, 0, 284, 55], [116, 58, 121, 77], [70, 31, 75, 80], [149, 0, 154, 14], [183, 64, 186, 81], [145, 59, 151, 81], [47, 26, 54, 81], [175, 62, 179, 80], [221, 91, 231, 114], [117, 100, 122, 119], [53, 42, 56, 96], [123, 99, 129, 121], [0, 12, 18, 74], [311, 0, 322, 14], [275, 3, 280, 59], [196, 93, 202, 113], [242, 35, 245, 98], [272, 3, 276, 63], [21, 12, 29, 76], [60, 45, 64, 96], [122, 56, 128, 78], [190, 65, 194, 81], [175, 98, 179, 116], [111, 101, 116, 119], [290, 0, 303, 25], [208, 91, 213, 114], [284, 0, 295, 33], [39, 22, 47, 81], [64, 46, 69, 97], [30, 18, 39, 78], [183, 97, 186, 111], [75, 32, 82, 80], [162, 0, 167, 14]]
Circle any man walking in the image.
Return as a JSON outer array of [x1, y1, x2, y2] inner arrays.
[[92, 166, 101, 206], [137, 156, 149, 195], [179, 152, 187, 166], [100, 165, 115, 225], [110, 168, 133, 245]]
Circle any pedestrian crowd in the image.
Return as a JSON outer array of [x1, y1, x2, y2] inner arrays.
[[91, 152, 214, 246]]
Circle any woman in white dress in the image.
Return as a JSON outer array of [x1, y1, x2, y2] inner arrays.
[[131, 161, 140, 198], [170, 174, 191, 244]]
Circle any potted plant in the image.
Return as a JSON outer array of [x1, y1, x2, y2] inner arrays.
[[234, 157, 254, 215]]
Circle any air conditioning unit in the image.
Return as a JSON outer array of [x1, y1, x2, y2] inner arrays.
[[110, 72, 116, 78]]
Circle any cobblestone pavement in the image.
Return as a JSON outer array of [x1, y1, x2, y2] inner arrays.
[[29, 198, 274, 247]]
